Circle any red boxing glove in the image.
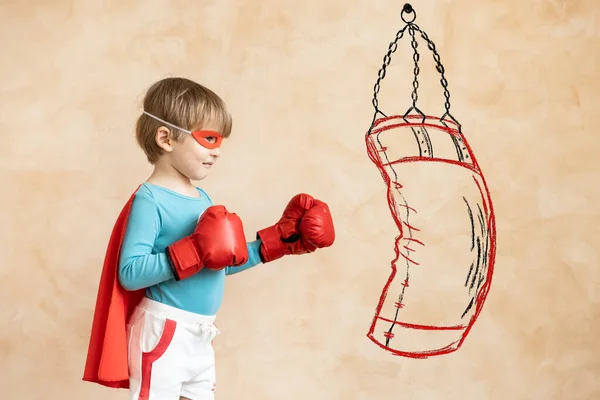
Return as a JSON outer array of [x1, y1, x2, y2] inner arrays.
[[257, 193, 335, 263], [300, 199, 336, 248], [166, 205, 249, 280]]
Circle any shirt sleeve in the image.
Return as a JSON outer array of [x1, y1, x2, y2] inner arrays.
[[225, 239, 264, 275], [118, 188, 175, 291]]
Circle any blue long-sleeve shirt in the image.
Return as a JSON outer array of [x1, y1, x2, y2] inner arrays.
[[118, 182, 263, 316]]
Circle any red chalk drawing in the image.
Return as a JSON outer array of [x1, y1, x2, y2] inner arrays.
[[365, 4, 497, 359]]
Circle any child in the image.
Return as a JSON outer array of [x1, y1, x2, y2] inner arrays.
[[82, 77, 335, 400]]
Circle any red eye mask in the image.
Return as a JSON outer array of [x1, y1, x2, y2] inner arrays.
[[143, 111, 223, 149], [190, 130, 223, 149]]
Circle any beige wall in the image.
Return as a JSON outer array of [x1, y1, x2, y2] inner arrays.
[[2, 0, 598, 399]]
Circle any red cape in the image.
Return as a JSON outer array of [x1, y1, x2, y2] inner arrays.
[[82, 186, 145, 389]]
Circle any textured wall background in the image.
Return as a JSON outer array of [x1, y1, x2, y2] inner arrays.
[[1, 0, 598, 399]]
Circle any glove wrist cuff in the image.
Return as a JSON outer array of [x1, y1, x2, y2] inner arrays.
[[256, 225, 288, 263], [166, 237, 203, 280]]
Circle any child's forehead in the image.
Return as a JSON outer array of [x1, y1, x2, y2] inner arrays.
[[192, 119, 223, 133]]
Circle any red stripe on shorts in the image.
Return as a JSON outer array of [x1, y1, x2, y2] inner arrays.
[[139, 319, 177, 399]]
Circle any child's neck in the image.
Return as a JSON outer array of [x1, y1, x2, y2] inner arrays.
[[146, 164, 199, 198]]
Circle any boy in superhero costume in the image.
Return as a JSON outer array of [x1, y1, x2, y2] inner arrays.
[[82, 77, 335, 400]]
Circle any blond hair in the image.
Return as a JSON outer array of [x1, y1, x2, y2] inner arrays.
[[136, 77, 232, 164]]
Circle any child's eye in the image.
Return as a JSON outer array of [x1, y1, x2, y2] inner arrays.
[[206, 137, 217, 143]]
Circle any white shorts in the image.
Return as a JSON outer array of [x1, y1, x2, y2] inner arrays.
[[126, 297, 220, 400]]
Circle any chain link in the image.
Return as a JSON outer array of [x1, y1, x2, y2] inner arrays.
[[413, 24, 451, 115], [409, 26, 420, 109], [371, 26, 407, 116]]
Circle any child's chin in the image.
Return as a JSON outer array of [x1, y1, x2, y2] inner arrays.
[[190, 171, 209, 181]]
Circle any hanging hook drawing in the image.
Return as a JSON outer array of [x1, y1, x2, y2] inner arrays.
[[401, 3, 417, 24]]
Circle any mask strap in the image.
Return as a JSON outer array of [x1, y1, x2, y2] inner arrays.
[[143, 111, 192, 135]]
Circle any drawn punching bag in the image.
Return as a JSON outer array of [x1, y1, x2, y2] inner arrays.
[[365, 4, 497, 359]]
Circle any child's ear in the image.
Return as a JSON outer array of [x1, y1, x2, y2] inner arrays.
[[155, 127, 173, 152]]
